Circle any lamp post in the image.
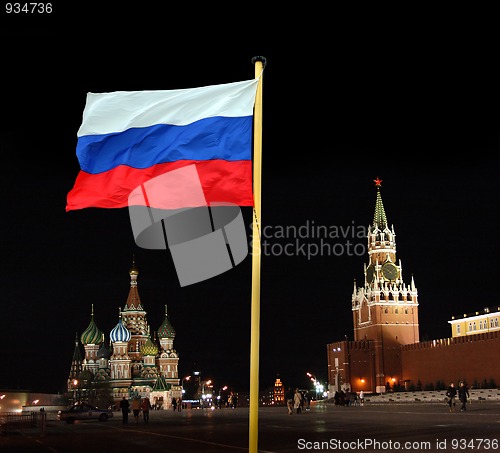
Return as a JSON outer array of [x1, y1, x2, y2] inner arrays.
[[201, 380, 213, 408], [182, 375, 191, 397], [72, 379, 78, 404], [217, 385, 228, 409], [306, 372, 324, 400]]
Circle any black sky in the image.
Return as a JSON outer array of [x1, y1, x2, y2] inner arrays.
[[1, 7, 499, 394]]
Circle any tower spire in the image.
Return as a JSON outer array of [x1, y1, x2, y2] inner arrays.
[[372, 177, 388, 230]]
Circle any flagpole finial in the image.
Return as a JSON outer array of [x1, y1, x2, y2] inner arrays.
[[252, 56, 267, 67]]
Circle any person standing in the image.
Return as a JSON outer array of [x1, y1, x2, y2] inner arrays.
[[119, 396, 130, 424], [359, 390, 365, 406], [304, 392, 310, 411], [285, 387, 294, 415], [458, 382, 470, 412], [446, 382, 457, 412], [177, 397, 182, 412], [294, 388, 303, 414], [141, 397, 151, 424], [131, 397, 141, 424]]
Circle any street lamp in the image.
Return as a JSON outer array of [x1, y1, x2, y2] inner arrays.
[[72, 379, 78, 404], [201, 380, 213, 408], [217, 385, 228, 408], [306, 372, 323, 400], [182, 376, 191, 396]]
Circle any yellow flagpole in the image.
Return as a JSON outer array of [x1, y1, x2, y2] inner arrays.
[[249, 55, 265, 453]]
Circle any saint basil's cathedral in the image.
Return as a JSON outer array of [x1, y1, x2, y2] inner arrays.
[[67, 260, 181, 409]]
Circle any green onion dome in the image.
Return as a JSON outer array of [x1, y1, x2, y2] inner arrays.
[[140, 336, 158, 356], [157, 305, 176, 339], [80, 305, 104, 346]]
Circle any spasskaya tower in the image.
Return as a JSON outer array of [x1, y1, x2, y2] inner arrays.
[[351, 178, 420, 392]]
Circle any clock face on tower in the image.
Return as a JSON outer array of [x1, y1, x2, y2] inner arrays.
[[382, 262, 398, 281], [366, 264, 375, 283]]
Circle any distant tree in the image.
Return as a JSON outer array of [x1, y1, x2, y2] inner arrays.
[[93, 381, 115, 409], [416, 379, 422, 391], [393, 383, 404, 392], [435, 380, 445, 391]]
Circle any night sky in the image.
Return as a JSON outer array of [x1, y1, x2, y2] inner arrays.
[[2, 8, 498, 395]]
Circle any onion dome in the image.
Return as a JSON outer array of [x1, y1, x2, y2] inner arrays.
[[110, 308, 131, 343], [140, 336, 158, 356], [96, 334, 111, 359], [157, 304, 176, 339], [80, 304, 104, 346]]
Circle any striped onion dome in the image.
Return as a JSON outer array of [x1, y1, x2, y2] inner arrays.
[[157, 304, 176, 339], [110, 309, 131, 343], [140, 336, 158, 356], [80, 305, 104, 345]]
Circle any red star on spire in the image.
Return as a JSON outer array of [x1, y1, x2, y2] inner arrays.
[[374, 177, 383, 187]]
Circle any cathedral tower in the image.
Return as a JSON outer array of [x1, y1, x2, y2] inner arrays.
[[121, 258, 151, 377], [156, 304, 179, 386], [351, 178, 419, 391], [109, 308, 132, 385], [80, 304, 104, 376]]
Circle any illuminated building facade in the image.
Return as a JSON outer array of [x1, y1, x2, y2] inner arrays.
[[66, 259, 181, 409]]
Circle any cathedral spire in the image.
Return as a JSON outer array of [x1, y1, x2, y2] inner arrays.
[[125, 256, 142, 310], [68, 332, 82, 384]]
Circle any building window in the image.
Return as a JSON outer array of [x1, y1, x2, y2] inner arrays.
[[495, 318, 499, 327], [457, 325, 461, 334], [468, 322, 472, 332]]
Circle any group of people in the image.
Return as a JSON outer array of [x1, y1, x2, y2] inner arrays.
[[171, 397, 183, 411], [119, 396, 152, 424], [446, 381, 470, 412], [285, 388, 310, 414], [333, 389, 364, 406]]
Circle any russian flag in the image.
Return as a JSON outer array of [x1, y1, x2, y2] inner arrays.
[[66, 78, 259, 212]]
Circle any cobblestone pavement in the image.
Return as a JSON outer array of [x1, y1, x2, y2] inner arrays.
[[2, 402, 500, 452]]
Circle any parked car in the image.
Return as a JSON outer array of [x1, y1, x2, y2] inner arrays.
[[57, 403, 114, 424]]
